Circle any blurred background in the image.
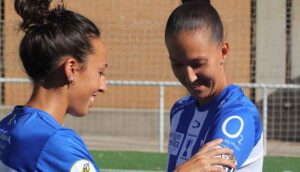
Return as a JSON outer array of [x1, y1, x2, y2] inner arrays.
[[0, 0, 300, 171]]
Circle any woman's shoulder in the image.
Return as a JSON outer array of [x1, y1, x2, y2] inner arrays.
[[37, 129, 88, 162], [220, 85, 259, 113], [46, 128, 86, 149], [37, 128, 98, 171]]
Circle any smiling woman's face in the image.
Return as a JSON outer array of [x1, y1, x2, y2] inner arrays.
[[67, 38, 108, 116], [166, 30, 228, 105]]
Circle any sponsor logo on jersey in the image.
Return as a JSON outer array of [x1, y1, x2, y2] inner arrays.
[[222, 115, 244, 139], [192, 120, 201, 129], [168, 131, 184, 156], [176, 110, 208, 166], [70, 159, 96, 172], [182, 139, 193, 157]]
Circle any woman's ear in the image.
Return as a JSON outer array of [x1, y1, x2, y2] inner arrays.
[[63, 57, 79, 84], [220, 42, 229, 65]]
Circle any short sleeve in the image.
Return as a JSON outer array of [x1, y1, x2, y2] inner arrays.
[[36, 129, 99, 172], [206, 109, 256, 169]]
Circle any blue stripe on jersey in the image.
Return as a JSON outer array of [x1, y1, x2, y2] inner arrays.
[[167, 85, 263, 172]]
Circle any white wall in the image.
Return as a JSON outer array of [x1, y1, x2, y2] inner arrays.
[[255, 0, 286, 101], [292, 0, 300, 82]]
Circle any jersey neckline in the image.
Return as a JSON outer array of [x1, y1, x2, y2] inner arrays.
[[12, 106, 62, 128]]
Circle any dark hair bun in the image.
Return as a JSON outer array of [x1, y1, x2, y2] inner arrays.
[[181, 0, 210, 4], [14, 0, 52, 31]]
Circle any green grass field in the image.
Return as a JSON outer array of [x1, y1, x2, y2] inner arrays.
[[91, 150, 300, 172]]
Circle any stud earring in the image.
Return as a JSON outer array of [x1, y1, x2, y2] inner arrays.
[[68, 76, 74, 84]]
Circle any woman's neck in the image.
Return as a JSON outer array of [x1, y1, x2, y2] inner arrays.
[[25, 86, 68, 125]]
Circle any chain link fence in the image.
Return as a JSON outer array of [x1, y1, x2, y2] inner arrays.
[[0, 0, 299, 157]]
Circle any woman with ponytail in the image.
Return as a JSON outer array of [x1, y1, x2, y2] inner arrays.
[[0, 0, 107, 171], [165, 0, 263, 171]]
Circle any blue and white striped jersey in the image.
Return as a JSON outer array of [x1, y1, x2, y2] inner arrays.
[[167, 85, 263, 172], [0, 106, 99, 172]]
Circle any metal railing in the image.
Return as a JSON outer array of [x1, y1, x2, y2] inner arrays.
[[1, 78, 300, 154]]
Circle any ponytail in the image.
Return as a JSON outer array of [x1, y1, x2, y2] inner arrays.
[[14, 0, 101, 84]]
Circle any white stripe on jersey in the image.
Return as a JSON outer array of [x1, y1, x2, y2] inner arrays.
[[167, 109, 185, 164], [238, 134, 264, 172], [176, 109, 208, 166], [171, 109, 184, 131], [0, 161, 17, 172]]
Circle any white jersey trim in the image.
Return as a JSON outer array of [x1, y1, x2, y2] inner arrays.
[[239, 133, 264, 171]]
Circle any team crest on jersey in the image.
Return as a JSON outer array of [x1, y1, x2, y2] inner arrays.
[[168, 131, 184, 156], [70, 159, 96, 172]]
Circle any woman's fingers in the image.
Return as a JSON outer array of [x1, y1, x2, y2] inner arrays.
[[198, 139, 223, 154], [196, 142, 233, 158], [210, 166, 226, 172], [174, 139, 236, 172], [205, 147, 233, 157], [210, 157, 236, 168]]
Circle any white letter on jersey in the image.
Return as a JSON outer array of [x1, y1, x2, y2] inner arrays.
[[222, 116, 244, 138]]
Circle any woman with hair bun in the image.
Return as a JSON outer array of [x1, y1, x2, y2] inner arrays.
[[165, 0, 263, 171], [0, 0, 107, 171]]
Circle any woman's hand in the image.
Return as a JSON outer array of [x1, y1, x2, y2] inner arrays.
[[174, 139, 235, 172]]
